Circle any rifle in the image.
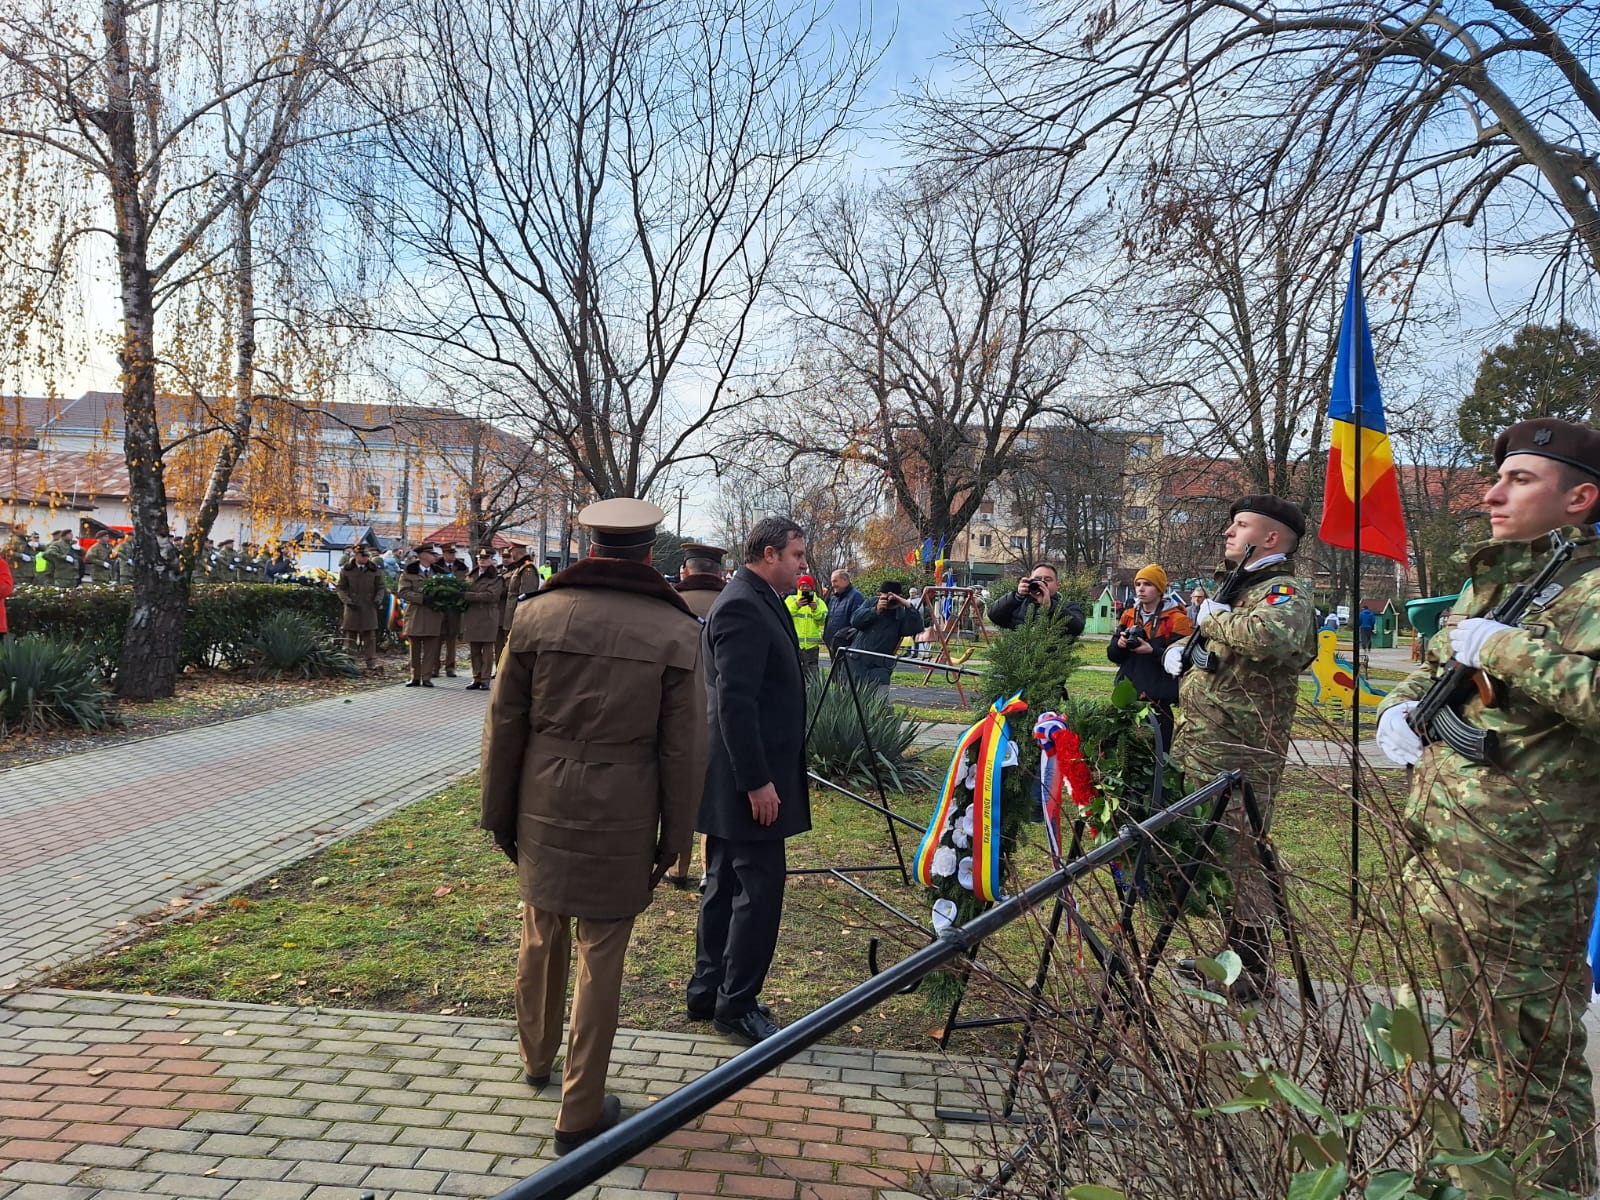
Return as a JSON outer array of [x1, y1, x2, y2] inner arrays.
[[1182, 543, 1255, 674], [1407, 531, 1576, 765]]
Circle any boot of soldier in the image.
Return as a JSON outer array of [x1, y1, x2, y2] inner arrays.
[[1227, 923, 1275, 1003]]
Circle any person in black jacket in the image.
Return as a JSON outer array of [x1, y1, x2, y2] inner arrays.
[[1105, 563, 1193, 747], [821, 569, 867, 653], [688, 516, 811, 1045], [847, 580, 924, 685], [987, 562, 1086, 635]]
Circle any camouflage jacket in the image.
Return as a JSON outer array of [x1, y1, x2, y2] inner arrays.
[[1380, 527, 1600, 900], [1172, 562, 1317, 781], [84, 542, 112, 583]]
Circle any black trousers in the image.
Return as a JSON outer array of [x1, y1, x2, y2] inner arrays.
[[688, 836, 786, 1020]]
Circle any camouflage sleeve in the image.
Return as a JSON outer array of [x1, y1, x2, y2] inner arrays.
[[1476, 622, 1600, 734], [1204, 583, 1316, 667]]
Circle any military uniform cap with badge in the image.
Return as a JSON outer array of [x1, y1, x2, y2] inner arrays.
[[1375, 417, 1600, 1191], [1163, 490, 1317, 1003], [478, 493, 705, 1151]]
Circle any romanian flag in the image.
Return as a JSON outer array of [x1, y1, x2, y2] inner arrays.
[[1318, 237, 1409, 565]]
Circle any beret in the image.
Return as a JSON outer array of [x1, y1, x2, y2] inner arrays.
[[1230, 494, 1306, 539], [1493, 418, 1600, 479]]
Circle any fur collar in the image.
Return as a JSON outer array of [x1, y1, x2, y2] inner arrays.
[[541, 556, 694, 616], [675, 573, 725, 594]]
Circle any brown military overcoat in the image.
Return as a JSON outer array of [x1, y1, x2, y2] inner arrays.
[[336, 562, 387, 632], [397, 563, 447, 637], [461, 568, 506, 642], [479, 557, 707, 920], [502, 559, 540, 631], [673, 572, 724, 618]]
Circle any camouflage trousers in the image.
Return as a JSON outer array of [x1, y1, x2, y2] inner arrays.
[[1414, 875, 1596, 1193], [1176, 752, 1282, 927]]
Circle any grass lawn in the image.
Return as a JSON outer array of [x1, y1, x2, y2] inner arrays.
[[52, 753, 1413, 1051]]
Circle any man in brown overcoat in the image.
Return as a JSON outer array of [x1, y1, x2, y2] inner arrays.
[[501, 542, 540, 657], [480, 498, 706, 1154], [336, 544, 387, 672], [461, 549, 506, 690], [397, 545, 446, 686], [436, 542, 471, 677]]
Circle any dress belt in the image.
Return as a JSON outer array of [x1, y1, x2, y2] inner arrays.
[[535, 735, 656, 765]]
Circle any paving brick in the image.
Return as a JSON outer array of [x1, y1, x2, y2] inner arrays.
[[340, 1142, 423, 1169], [196, 1132, 281, 1156], [58, 1142, 147, 1168], [221, 1180, 312, 1200]]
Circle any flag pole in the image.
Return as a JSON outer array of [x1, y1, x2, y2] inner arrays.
[[1349, 235, 1363, 923]]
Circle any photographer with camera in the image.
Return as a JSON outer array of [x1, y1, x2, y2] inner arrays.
[[987, 562, 1085, 636], [783, 574, 828, 674], [847, 579, 925, 685], [1106, 563, 1192, 746]]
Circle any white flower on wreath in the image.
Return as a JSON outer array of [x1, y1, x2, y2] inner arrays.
[[950, 819, 970, 850], [955, 808, 973, 840], [931, 898, 957, 933], [931, 845, 958, 878], [958, 856, 974, 890], [958, 756, 978, 791]]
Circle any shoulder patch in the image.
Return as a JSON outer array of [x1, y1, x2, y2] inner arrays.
[[1264, 584, 1297, 605]]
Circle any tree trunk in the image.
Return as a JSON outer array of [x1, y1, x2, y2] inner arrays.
[[104, 0, 188, 699]]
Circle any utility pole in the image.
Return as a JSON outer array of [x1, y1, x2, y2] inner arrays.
[[676, 487, 684, 540]]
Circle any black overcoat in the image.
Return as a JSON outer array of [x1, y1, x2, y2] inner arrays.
[[696, 567, 810, 842]]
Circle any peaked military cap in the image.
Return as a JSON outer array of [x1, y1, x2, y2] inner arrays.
[[681, 542, 727, 562], [1493, 417, 1600, 480], [1230, 494, 1306, 539], [579, 498, 664, 550]]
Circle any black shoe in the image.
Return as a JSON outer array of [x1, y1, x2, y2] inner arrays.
[[554, 1094, 622, 1155], [446, 670, 458, 678], [421, 679, 434, 688], [714, 1007, 780, 1045], [523, 1071, 550, 1089], [665, 874, 693, 890], [687, 1000, 770, 1023], [405, 680, 421, 687]]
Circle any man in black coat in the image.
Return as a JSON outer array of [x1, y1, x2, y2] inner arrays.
[[987, 562, 1086, 635], [689, 515, 811, 1045], [846, 579, 924, 685]]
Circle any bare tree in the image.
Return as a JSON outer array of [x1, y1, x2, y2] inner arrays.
[[353, 0, 879, 504], [921, 0, 1600, 293], [709, 453, 882, 578], [0, 0, 382, 697], [772, 159, 1098, 550]]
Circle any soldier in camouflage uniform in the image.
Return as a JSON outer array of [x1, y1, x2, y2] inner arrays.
[[1164, 494, 1318, 1000], [1377, 418, 1600, 1192], [42, 528, 80, 588], [84, 532, 114, 584]]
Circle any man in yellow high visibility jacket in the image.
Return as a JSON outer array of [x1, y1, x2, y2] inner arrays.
[[783, 574, 828, 674]]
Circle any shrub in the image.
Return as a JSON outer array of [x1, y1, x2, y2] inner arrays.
[[0, 635, 114, 734], [238, 612, 359, 680], [805, 672, 934, 793], [6, 582, 342, 679]]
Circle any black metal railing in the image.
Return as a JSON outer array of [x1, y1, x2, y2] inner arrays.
[[486, 770, 1244, 1200]]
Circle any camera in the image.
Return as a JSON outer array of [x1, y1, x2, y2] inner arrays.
[[1122, 627, 1144, 646], [1023, 578, 1044, 595]]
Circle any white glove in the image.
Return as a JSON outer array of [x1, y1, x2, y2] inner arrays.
[[1196, 599, 1232, 627], [1450, 617, 1515, 669], [1163, 643, 1185, 677], [1376, 701, 1423, 767]]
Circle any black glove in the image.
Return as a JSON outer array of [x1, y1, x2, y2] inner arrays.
[[492, 830, 518, 865]]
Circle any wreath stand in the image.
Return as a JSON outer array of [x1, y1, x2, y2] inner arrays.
[[793, 647, 986, 890], [924, 739, 1316, 1127]]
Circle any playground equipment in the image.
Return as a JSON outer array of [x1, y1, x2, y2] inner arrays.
[[1309, 628, 1388, 710]]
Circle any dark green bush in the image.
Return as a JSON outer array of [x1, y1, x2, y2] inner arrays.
[[0, 634, 114, 733], [7, 583, 341, 679], [805, 671, 934, 793], [239, 612, 359, 680]]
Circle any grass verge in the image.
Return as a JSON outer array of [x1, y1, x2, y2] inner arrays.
[[53, 758, 1408, 1049]]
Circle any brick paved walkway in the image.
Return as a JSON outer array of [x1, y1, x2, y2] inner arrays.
[[0, 685, 489, 992], [0, 990, 997, 1200]]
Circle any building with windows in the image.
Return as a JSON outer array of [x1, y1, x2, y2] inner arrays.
[[0, 392, 574, 560]]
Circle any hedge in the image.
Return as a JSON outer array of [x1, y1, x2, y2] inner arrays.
[[6, 583, 342, 680]]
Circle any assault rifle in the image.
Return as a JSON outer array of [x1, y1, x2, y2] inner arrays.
[[1406, 531, 1576, 765], [1182, 543, 1254, 674]]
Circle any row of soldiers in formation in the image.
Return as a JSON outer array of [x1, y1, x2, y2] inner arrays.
[[5, 528, 293, 587]]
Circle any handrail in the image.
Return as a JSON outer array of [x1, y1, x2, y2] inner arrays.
[[486, 770, 1243, 1200]]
